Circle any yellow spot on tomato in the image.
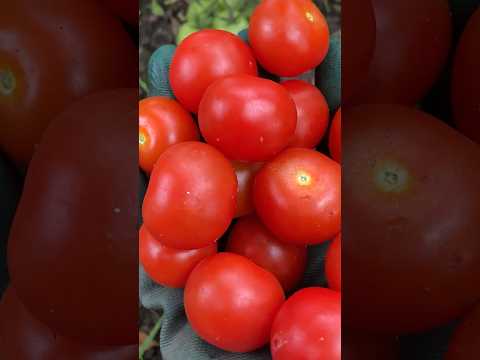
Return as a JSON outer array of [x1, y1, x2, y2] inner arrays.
[[305, 11, 315, 23], [139, 131, 147, 146]]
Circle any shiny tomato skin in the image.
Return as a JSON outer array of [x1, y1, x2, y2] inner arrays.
[[143, 141, 237, 250], [329, 108, 341, 162], [98, 0, 138, 25], [7, 89, 138, 346], [199, 75, 297, 162], [139, 225, 217, 288], [445, 303, 480, 360], [343, 104, 480, 334], [0, 0, 137, 167], [184, 252, 285, 352], [254, 148, 341, 245], [271, 287, 341, 360], [232, 161, 264, 218], [249, 0, 329, 77], [169, 29, 257, 113], [355, 0, 452, 105], [0, 287, 137, 360], [325, 233, 341, 292], [226, 215, 307, 292], [139, 97, 199, 174], [452, 8, 480, 144], [281, 80, 330, 149]]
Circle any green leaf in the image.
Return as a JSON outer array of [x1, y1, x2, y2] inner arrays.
[[150, 0, 164, 16]]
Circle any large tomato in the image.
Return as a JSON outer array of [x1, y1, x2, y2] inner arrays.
[[184, 252, 285, 352], [0, 287, 136, 360], [328, 108, 341, 162], [354, 0, 452, 105], [445, 302, 480, 360], [232, 161, 263, 218], [249, 0, 329, 77], [270, 287, 341, 360], [199, 75, 297, 162], [281, 80, 330, 149], [8, 89, 138, 346], [143, 141, 237, 250], [139, 225, 217, 288], [139, 96, 199, 174], [98, 0, 138, 25], [0, 0, 137, 167], [452, 7, 480, 144], [343, 104, 480, 334], [169, 29, 257, 113], [226, 215, 307, 292], [254, 148, 341, 245], [325, 233, 341, 292]]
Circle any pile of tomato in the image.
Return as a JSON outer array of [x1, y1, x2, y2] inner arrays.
[[140, 0, 341, 358]]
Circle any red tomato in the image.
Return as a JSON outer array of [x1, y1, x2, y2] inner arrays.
[[139, 225, 217, 288], [343, 330, 399, 360], [452, 7, 480, 144], [343, 104, 480, 334], [143, 142, 237, 250], [7, 90, 138, 345], [325, 233, 341, 292], [226, 215, 307, 292], [139, 97, 199, 174], [232, 161, 263, 218], [0, 0, 137, 167], [354, 0, 452, 105], [329, 108, 341, 162], [199, 75, 297, 162], [446, 302, 480, 360], [281, 80, 330, 149], [271, 287, 341, 360], [170, 29, 257, 113], [249, 0, 329, 77], [184, 252, 285, 352], [0, 287, 136, 360], [98, 0, 138, 25], [254, 148, 341, 245]]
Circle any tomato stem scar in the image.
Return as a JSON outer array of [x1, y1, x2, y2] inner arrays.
[[0, 69, 16, 95], [374, 160, 410, 193]]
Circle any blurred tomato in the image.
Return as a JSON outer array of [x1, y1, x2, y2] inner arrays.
[[98, 0, 138, 25], [184, 252, 285, 352], [325, 233, 341, 292], [249, 0, 329, 77], [139, 225, 217, 288], [452, 7, 480, 144], [281, 80, 330, 149], [7, 89, 138, 346], [343, 105, 480, 334], [139, 97, 199, 174], [254, 148, 341, 245], [271, 287, 341, 360], [199, 75, 297, 162], [446, 302, 480, 360], [170, 29, 257, 113], [0, 0, 137, 167], [343, 330, 399, 360], [0, 287, 136, 360], [329, 108, 341, 162], [232, 161, 263, 218], [143, 142, 237, 250], [354, 0, 452, 105], [227, 215, 307, 292]]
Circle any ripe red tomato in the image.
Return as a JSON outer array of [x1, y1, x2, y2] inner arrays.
[[329, 108, 341, 162], [98, 0, 138, 25], [226, 215, 307, 292], [184, 252, 285, 352], [249, 0, 329, 77], [452, 7, 480, 144], [254, 148, 341, 245], [139, 225, 217, 288], [139, 97, 199, 174], [355, 0, 452, 105], [343, 104, 480, 334], [325, 233, 341, 292], [271, 287, 341, 360], [445, 302, 480, 360], [170, 29, 257, 113], [0, 287, 136, 360], [281, 80, 330, 149], [199, 75, 297, 162], [143, 141, 237, 250], [232, 161, 264, 218], [8, 89, 138, 346], [0, 0, 137, 167]]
